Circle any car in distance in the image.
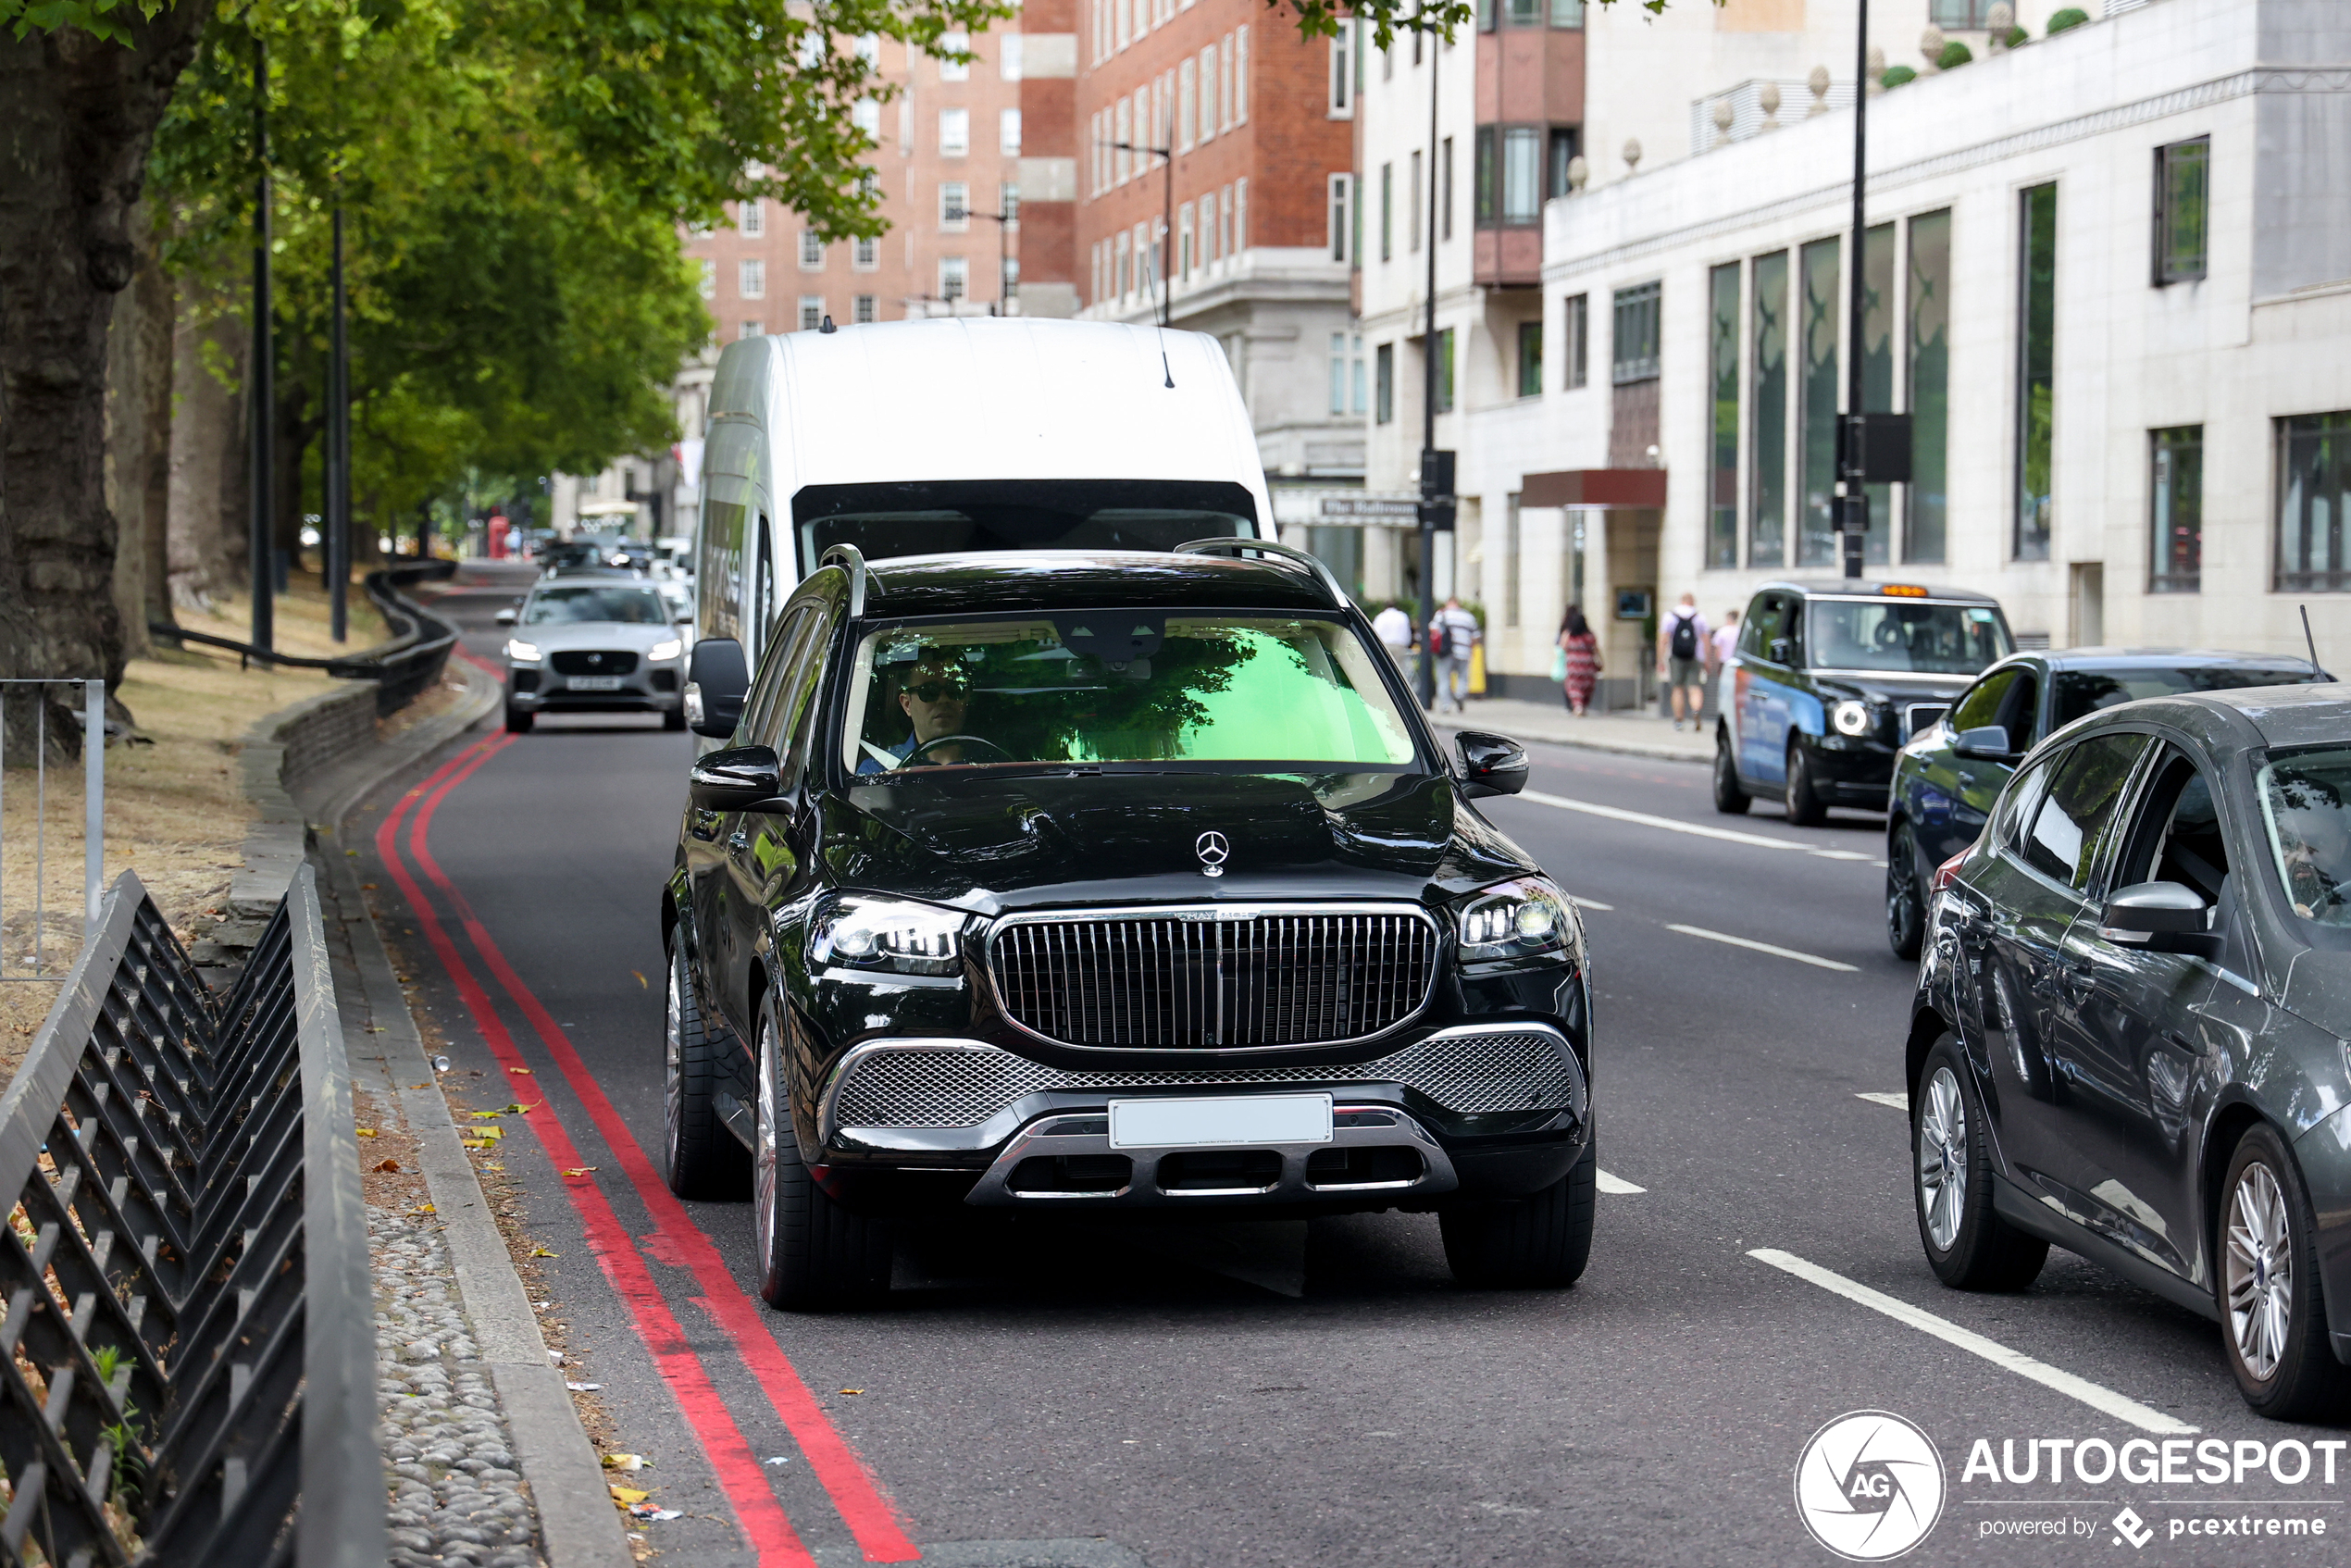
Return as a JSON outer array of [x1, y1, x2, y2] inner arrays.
[[1908, 683, 2351, 1419], [1884, 649, 2330, 958], [497, 580, 689, 734], [660, 542, 1596, 1309], [1714, 580, 2013, 827]]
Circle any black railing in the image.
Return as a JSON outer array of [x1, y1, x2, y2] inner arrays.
[[0, 866, 382, 1567], [150, 561, 461, 716]]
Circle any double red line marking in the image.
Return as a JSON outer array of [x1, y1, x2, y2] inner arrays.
[[374, 732, 920, 1565]]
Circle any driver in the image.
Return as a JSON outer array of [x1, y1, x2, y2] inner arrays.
[[860, 650, 976, 771], [2277, 797, 2351, 920]]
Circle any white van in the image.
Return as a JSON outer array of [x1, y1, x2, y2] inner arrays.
[[695, 317, 1270, 669]]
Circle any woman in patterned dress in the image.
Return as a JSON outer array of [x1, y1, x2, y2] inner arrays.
[[1560, 605, 1601, 716]]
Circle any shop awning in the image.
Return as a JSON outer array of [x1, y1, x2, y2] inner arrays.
[[1517, 469, 1667, 508]]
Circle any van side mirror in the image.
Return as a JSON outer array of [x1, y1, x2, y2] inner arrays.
[[684, 637, 750, 739], [494, 607, 517, 626], [1953, 725, 2014, 761], [2098, 880, 2223, 960], [1456, 730, 1528, 800]]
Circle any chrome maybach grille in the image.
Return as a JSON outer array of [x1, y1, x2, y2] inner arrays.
[[989, 909, 1438, 1049], [830, 1030, 1583, 1129]]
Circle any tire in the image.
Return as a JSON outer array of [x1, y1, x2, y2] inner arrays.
[[2219, 1124, 2350, 1421], [662, 705, 688, 732], [1886, 819, 1926, 962], [1785, 739, 1827, 827], [753, 998, 891, 1311], [1440, 1143, 1596, 1289], [1712, 728, 1751, 815], [504, 703, 534, 734], [663, 937, 751, 1200], [1914, 1037, 2048, 1291]]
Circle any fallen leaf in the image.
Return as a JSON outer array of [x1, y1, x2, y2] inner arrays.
[[480, 1163, 504, 1172], [355, 1127, 379, 1138], [361, 881, 377, 888], [602, 1453, 649, 1471], [410, 1203, 436, 1215], [632, 969, 647, 989], [561, 1167, 598, 1176], [408, 1083, 431, 1089], [373, 1159, 402, 1173], [498, 1102, 539, 1115], [469, 1110, 504, 1120], [531, 1246, 558, 1257], [508, 1067, 534, 1076], [608, 1484, 650, 1507], [839, 1388, 864, 1396]]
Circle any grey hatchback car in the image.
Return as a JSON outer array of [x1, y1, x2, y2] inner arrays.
[[1908, 683, 2351, 1419]]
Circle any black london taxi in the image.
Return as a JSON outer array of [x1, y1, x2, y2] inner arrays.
[[1713, 579, 2013, 826], [660, 542, 1596, 1309]]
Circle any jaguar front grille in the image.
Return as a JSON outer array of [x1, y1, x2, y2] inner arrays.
[[989, 908, 1438, 1048], [550, 649, 639, 676]]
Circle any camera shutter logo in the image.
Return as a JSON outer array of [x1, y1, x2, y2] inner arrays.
[[1793, 1411, 1945, 1561], [1195, 831, 1230, 878]]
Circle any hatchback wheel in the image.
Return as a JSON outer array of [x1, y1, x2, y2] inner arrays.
[[2220, 1125, 2349, 1420], [1886, 820, 1925, 962], [753, 1001, 891, 1312], [663, 939, 750, 1199], [1915, 1037, 2047, 1290], [1785, 740, 1826, 827], [1712, 729, 1750, 815]]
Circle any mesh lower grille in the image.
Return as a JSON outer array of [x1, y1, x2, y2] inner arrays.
[[831, 1031, 1581, 1129]]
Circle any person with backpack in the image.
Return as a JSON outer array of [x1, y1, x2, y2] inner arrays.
[[1655, 592, 1710, 732], [1428, 596, 1481, 715]]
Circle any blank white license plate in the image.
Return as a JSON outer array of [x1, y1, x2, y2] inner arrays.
[[1107, 1093, 1332, 1150], [567, 675, 625, 691]]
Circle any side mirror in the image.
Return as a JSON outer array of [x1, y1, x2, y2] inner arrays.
[[684, 637, 750, 739], [1767, 637, 1793, 666], [1455, 730, 1528, 800], [690, 745, 783, 812], [1953, 725, 2014, 761], [2098, 880, 2223, 960], [494, 607, 517, 626]]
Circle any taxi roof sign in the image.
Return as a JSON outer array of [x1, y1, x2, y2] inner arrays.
[[1881, 584, 1930, 597]]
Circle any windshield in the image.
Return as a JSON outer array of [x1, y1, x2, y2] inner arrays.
[[2259, 748, 2351, 926], [2053, 666, 2321, 732], [1806, 599, 2012, 675], [842, 614, 1416, 778], [795, 479, 1254, 575], [521, 586, 670, 625]]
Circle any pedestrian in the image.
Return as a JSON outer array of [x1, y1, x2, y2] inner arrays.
[[1372, 601, 1413, 673], [1711, 606, 1741, 670], [1558, 605, 1601, 716], [1656, 592, 1710, 731], [1429, 595, 1481, 715]]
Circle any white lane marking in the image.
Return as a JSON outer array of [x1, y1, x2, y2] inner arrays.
[[1856, 1091, 1910, 1111], [1748, 1248, 2198, 1436], [1516, 790, 1881, 864], [1568, 894, 1614, 912], [1596, 1170, 1646, 1194], [1811, 849, 1875, 862], [1665, 923, 1860, 973]]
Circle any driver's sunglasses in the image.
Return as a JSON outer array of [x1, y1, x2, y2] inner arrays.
[[907, 679, 968, 703]]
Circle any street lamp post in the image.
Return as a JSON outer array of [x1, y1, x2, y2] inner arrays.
[[327, 197, 351, 641], [1107, 141, 1174, 327], [1414, 29, 1443, 708], [249, 33, 275, 653], [1839, 1, 1871, 581], [966, 197, 1019, 315]]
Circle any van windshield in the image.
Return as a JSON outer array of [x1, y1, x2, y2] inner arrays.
[[795, 479, 1254, 575]]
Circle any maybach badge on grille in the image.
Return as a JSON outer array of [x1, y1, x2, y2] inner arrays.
[[1195, 830, 1231, 877]]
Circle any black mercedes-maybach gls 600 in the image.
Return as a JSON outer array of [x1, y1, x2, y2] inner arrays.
[[661, 541, 1594, 1308]]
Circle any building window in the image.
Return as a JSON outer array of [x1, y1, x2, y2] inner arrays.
[[1220, 31, 1235, 128], [1858, 221, 1896, 568], [940, 106, 969, 156], [1375, 342, 1395, 424], [797, 232, 823, 270], [1563, 292, 1588, 389], [1708, 262, 1740, 570], [1750, 250, 1789, 568], [740, 258, 766, 298], [739, 319, 764, 340], [1234, 180, 1246, 254], [1198, 45, 1216, 142], [799, 296, 825, 331], [1115, 231, 1130, 297], [1440, 136, 1454, 241], [1797, 236, 1840, 567], [852, 293, 877, 324], [1179, 202, 1195, 282], [1330, 22, 1353, 116], [1408, 150, 1424, 252], [1180, 58, 1198, 148], [1328, 174, 1352, 263], [1503, 493, 1522, 627], [852, 235, 878, 270], [1351, 332, 1366, 415], [939, 31, 968, 81], [2148, 427, 2202, 593], [1329, 332, 1350, 416], [1435, 328, 1456, 413], [941, 181, 969, 229], [1906, 208, 1951, 564], [1003, 256, 1019, 296], [2276, 413, 2351, 592], [1503, 128, 1540, 224], [740, 199, 765, 237], [1001, 184, 1019, 224], [1516, 319, 1542, 397], [2016, 182, 2058, 561], [1380, 162, 1393, 262], [1001, 107, 1023, 156], [1115, 97, 1132, 180], [1611, 280, 1660, 384], [1928, 0, 1997, 26], [699, 258, 716, 299], [1235, 27, 1248, 124], [940, 256, 967, 302], [2154, 136, 2208, 285], [1306, 527, 1364, 598], [852, 99, 881, 137], [1001, 34, 1022, 79], [1551, 0, 1585, 23], [1546, 128, 1577, 202]]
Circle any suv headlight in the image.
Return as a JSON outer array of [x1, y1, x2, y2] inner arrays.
[[506, 639, 541, 663], [1455, 875, 1576, 964], [1831, 699, 1872, 737], [810, 894, 965, 977], [649, 638, 684, 662]]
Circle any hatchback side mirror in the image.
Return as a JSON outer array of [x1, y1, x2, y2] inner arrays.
[[1953, 725, 2013, 761], [684, 637, 750, 739], [690, 745, 783, 812], [2098, 880, 2223, 960], [1456, 730, 1528, 800], [494, 607, 517, 626]]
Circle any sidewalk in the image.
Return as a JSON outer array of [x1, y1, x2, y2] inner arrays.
[[1423, 694, 1714, 765]]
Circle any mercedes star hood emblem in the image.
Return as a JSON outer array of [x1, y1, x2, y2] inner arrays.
[[1195, 830, 1230, 877]]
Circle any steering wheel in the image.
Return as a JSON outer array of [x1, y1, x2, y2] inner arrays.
[[902, 734, 1015, 766], [1873, 619, 1906, 648]]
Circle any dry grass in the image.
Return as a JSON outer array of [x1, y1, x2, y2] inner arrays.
[[0, 577, 392, 1069]]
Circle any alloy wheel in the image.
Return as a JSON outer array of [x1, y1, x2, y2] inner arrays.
[[1886, 826, 1922, 958], [1917, 1066, 1969, 1251], [2226, 1162, 2294, 1381], [663, 947, 687, 1170], [753, 1014, 782, 1268]]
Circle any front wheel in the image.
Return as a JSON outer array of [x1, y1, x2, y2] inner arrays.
[[1712, 730, 1751, 815], [504, 703, 533, 734], [753, 1001, 891, 1312], [662, 704, 688, 732], [1887, 820, 1926, 962], [2220, 1125, 2350, 1420], [1440, 1144, 1595, 1289], [1915, 1037, 2047, 1291], [664, 939, 750, 1200], [1785, 740, 1826, 827]]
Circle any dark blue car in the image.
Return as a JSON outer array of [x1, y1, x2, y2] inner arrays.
[[1884, 649, 2329, 957]]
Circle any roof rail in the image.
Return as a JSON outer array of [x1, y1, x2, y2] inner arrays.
[[817, 542, 881, 617], [1173, 537, 1349, 608]]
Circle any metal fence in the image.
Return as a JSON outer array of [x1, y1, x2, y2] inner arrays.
[[0, 865, 382, 1567], [149, 561, 461, 716], [0, 680, 106, 980]]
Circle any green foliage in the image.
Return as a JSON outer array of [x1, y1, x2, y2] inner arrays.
[[0, 0, 163, 44], [2046, 6, 2089, 32], [1936, 40, 1973, 68], [1880, 65, 1917, 87], [2000, 25, 2027, 46]]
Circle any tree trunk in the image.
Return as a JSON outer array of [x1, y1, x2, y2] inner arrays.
[[0, 6, 215, 758], [271, 383, 316, 585], [105, 198, 173, 663], [167, 301, 248, 604]]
